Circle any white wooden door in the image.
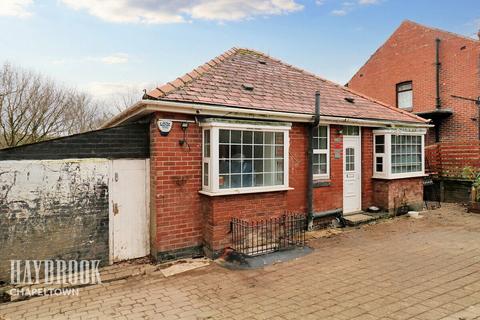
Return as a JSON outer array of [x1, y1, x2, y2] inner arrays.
[[110, 159, 150, 262], [343, 137, 362, 214]]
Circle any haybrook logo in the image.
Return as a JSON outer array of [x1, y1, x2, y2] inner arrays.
[[10, 260, 102, 286], [9, 287, 80, 297]]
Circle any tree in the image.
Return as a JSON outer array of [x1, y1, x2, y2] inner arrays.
[[0, 63, 110, 148]]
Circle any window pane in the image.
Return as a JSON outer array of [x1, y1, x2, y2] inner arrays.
[[254, 173, 263, 186], [398, 90, 412, 109], [243, 131, 252, 144], [243, 145, 252, 158], [219, 144, 229, 159], [231, 160, 242, 173], [254, 145, 263, 158], [343, 126, 359, 136], [231, 145, 241, 158], [254, 132, 264, 144], [242, 174, 253, 187], [275, 173, 284, 185], [219, 129, 229, 143], [203, 163, 209, 186], [375, 135, 385, 153], [219, 160, 229, 174], [264, 173, 274, 186], [264, 159, 274, 172], [264, 145, 274, 158], [219, 175, 230, 189], [376, 157, 383, 172], [265, 132, 274, 144], [254, 160, 263, 172], [203, 130, 210, 157], [275, 146, 284, 157], [345, 148, 355, 171], [275, 132, 284, 144], [231, 130, 241, 143], [231, 174, 241, 188], [398, 82, 412, 91], [313, 153, 327, 175], [276, 159, 284, 172]]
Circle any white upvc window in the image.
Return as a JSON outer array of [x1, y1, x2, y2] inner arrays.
[[373, 128, 426, 179], [200, 119, 291, 196], [313, 125, 330, 179]]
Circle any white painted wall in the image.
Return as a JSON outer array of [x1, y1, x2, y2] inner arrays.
[[0, 159, 110, 219]]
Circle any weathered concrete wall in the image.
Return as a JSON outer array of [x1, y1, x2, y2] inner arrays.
[[0, 159, 109, 282]]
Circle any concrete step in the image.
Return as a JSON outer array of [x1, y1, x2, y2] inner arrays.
[[343, 213, 382, 226]]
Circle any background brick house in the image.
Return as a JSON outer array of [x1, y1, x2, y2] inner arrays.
[[348, 20, 480, 202]]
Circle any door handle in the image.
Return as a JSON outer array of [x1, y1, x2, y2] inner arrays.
[[113, 201, 119, 215]]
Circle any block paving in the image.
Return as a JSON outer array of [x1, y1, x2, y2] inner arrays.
[[1, 204, 479, 320]]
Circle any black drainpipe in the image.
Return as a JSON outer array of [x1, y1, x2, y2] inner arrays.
[[307, 91, 321, 230], [435, 38, 442, 142], [435, 38, 442, 109]]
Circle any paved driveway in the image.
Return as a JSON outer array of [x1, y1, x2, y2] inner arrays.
[[1, 204, 480, 320]]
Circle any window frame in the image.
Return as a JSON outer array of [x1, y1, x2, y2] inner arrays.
[[373, 128, 426, 179], [313, 125, 330, 180], [396, 81, 413, 110], [199, 120, 292, 196]]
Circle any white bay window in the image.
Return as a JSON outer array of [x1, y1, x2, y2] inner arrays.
[[373, 128, 426, 179], [200, 119, 291, 195]]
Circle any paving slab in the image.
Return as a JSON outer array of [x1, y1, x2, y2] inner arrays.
[[0, 203, 479, 320]]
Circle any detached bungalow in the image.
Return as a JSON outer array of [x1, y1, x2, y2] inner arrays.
[[104, 48, 430, 260], [0, 48, 431, 275]]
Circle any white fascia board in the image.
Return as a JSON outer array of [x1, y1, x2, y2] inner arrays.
[[102, 99, 433, 129]]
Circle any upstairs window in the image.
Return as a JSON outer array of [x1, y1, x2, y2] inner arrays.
[[200, 120, 291, 195], [373, 128, 425, 179], [313, 125, 330, 179], [396, 81, 413, 110]]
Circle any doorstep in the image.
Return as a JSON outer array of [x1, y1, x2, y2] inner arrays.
[[343, 212, 388, 226]]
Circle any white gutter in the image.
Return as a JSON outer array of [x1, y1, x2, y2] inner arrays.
[[101, 99, 433, 129]]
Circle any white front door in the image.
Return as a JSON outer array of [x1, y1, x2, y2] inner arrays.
[[343, 136, 362, 214], [110, 159, 150, 262]]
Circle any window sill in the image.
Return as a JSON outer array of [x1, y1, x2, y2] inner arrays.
[[372, 173, 428, 180], [199, 186, 294, 197], [313, 180, 331, 188]]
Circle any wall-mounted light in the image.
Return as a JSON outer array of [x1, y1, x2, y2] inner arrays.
[[337, 128, 344, 135], [179, 122, 190, 149]]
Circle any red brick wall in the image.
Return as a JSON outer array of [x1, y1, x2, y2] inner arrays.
[[201, 123, 346, 253], [348, 21, 480, 177], [150, 113, 204, 255], [362, 128, 374, 209], [202, 192, 288, 252], [149, 113, 417, 257], [312, 125, 344, 211], [373, 178, 424, 213]]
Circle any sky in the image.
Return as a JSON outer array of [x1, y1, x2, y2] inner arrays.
[[0, 0, 479, 106]]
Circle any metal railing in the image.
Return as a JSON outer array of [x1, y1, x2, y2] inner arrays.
[[231, 214, 306, 256]]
